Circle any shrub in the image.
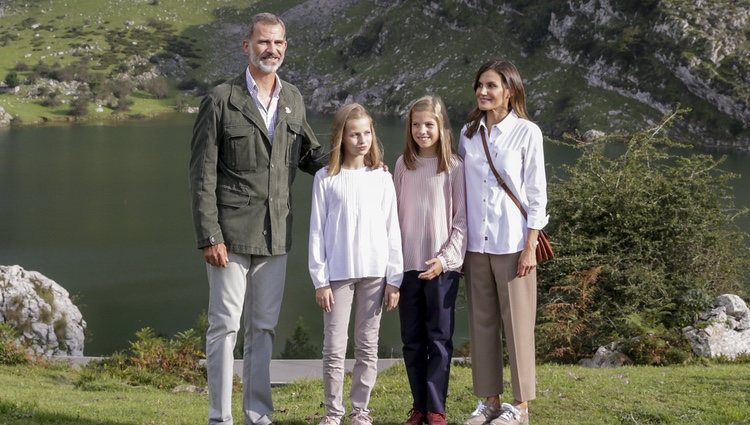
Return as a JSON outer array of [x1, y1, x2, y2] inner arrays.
[[13, 61, 29, 71], [41, 93, 63, 107], [538, 110, 750, 364], [5, 71, 20, 88], [57, 60, 92, 82], [69, 97, 89, 116], [141, 77, 169, 98], [114, 97, 133, 112], [0, 322, 28, 365], [78, 327, 206, 389]]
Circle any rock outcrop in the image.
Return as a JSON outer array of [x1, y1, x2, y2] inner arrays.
[[0, 106, 12, 127], [0, 265, 86, 356], [683, 294, 750, 360], [579, 342, 632, 368]]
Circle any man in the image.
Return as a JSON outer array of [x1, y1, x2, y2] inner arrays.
[[189, 12, 327, 425]]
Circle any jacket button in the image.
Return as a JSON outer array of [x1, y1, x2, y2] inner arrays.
[[210, 236, 215, 243], [263, 230, 268, 236]]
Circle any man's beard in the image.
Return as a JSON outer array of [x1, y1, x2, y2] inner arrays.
[[251, 51, 284, 74]]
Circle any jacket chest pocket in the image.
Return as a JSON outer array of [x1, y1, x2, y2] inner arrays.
[[286, 122, 302, 168], [222, 125, 257, 172]]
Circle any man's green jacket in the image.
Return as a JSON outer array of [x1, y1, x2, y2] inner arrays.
[[189, 73, 328, 256]]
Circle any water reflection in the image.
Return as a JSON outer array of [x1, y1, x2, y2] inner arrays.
[[0, 114, 747, 356]]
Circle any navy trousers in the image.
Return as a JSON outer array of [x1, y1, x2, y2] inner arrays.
[[399, 270, 460, 414]]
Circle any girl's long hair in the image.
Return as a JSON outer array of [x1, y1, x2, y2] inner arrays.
[[464, 59, 529, 139], [327, 103, 382, 176], [402, 95, 454, 173]]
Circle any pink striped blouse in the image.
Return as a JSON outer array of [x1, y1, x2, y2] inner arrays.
[[394, 154, 467, 272]]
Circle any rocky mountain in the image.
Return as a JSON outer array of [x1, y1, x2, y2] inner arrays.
[[232, 0, 747, 150], [1, 0, 747, 150]]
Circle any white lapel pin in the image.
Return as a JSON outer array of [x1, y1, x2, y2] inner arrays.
[[285, 107, 291, 114]]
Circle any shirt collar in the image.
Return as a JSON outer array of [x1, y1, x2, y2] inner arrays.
[[479, 110, 519, 135], [245, 66, 282, 98]]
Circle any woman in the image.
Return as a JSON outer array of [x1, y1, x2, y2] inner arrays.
[[459, 59, 548, 425]]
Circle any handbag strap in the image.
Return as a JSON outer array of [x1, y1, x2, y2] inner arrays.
[[480, 126, 529, 221]]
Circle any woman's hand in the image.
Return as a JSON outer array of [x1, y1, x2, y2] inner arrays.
[[517, 229, 540, 277], [418, 258, 444, 280], [384, 284, 400, 311], [315, 287, 335, 313]]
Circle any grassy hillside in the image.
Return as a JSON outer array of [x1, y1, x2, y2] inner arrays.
[[1, 361, 749, 424], [0, 0, 258, 123]]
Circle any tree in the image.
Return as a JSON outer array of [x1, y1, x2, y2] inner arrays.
[[69, 97, 89, 117], [537, 110, 750, 364], [281, 317, 319, 359]]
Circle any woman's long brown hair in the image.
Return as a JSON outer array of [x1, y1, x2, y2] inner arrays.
[[464, 59, 529, 139]]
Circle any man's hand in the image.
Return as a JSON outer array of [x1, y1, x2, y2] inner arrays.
[[316, 287, 335, 313], [203, 243, 229, 267], [417, 258, 444, 280], [384, 284, 400, 311]]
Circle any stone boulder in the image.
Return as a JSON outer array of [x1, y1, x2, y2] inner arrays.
[[0, 265, 86, 356], [579, 342, 632, 368], [683, 294, 750, 359]]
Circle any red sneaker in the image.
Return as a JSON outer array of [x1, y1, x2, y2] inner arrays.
[[427, 412, 447, 425], [404, 408, 426, 425]]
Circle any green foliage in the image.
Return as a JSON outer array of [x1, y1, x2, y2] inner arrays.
[[4, 71, 19, 87], [281, 317, 319, 359], [539, 111, 750, 364], [78, 327, 206, 390], [69, 97, 89, 117], [0, 322, 28, 365]]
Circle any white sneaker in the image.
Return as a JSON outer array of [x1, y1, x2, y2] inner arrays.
[[349, 410, 373, 425], [318, 415, 341, 425], [464, 401, 502, 425], [488, 403, 528, 425]]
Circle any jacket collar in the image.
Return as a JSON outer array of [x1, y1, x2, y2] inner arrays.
[[228, 70, 295, 143], [228, 72, 267, 140]]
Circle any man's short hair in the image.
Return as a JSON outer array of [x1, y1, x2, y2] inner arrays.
[[246, 12, 286, 40]]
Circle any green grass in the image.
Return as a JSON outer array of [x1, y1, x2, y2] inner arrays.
[[1, 361, 748, 424]]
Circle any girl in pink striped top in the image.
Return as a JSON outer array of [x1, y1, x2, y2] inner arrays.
[[394, 96, 467, 425]]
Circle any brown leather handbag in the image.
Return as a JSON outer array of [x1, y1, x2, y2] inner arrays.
[[480, 128, 554, 263]]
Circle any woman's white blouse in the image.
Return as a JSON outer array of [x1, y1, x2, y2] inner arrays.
[[458, 111, 548, 255], [308, 166, 404, 289]]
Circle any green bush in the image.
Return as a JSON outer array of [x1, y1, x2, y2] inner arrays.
[[78, 327, 206, 390], [538, 111, 750, 364], [0, 322, 28, 365], [5, 71, 20, 88]]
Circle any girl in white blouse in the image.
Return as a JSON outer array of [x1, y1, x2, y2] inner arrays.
[[308, 103, 403, 425], [459, 60, 548, 425]]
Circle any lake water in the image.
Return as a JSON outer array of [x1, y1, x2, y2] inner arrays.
[[0, 113, 748, 356]]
